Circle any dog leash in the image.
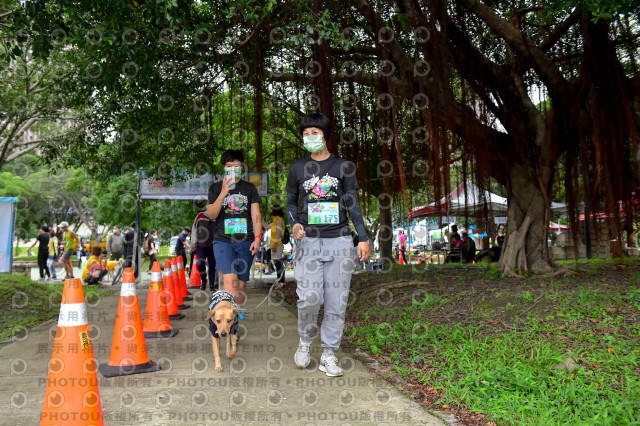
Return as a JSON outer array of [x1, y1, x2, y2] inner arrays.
[[243, 238, 303, 314]]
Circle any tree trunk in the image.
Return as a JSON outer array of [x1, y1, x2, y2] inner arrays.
[[498, 163, 554, 275], [378, 143, 394, 264]]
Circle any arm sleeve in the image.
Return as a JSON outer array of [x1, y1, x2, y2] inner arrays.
[[344, 189, 368, 243], [341, 161, 367, 242], [285, 165, 300, 226]]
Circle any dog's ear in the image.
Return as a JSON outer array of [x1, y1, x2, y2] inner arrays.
[[232, 307, 245, 314], [205, 310, 215, 321]]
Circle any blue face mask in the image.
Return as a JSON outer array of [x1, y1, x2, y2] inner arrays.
[[303, 134, 325, 153]]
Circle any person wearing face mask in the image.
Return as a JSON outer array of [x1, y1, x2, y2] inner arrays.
[[106, 225, 125, 260], [286, 112, 370, 377], [207, 149, 262, 307]]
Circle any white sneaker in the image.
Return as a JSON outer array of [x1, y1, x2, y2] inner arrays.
[[294, 339, 311, 368], [319, 352, 343, 377]]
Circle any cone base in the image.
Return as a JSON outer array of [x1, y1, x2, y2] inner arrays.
[[177, 304, 190, 309], [99, 360, 161, 378], [183, 296, 193, 301], [169, 313, 185, 319], [144, 328, 179, 338], [188, 285, 200, 289]]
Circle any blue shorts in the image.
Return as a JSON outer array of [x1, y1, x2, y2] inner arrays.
[[212, 240, 254, 282]]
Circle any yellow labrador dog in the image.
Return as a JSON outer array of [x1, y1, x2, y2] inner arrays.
[[206, 290, 244, 372]]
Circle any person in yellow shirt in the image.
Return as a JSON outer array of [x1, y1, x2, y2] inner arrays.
[[82, 247, 108, 285], [47, 229, 59, 280], [58, 221, 81, 279], [270, 205, 287, 290]]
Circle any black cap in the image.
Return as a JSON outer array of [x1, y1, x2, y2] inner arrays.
[[184, 226, 192, 232]]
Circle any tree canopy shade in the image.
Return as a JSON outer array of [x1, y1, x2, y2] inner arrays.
[[5, 0, 640, 274]]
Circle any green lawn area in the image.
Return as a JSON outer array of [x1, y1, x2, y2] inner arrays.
[[0, 274, 112, 342], [334, 260, 639, 424]]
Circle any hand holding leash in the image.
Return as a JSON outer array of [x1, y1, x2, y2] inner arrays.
[[293, 223, 305, 240]]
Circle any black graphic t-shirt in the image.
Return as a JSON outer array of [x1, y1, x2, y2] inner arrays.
[[286, 154, 358, 238], [208, 179, 260, 243]]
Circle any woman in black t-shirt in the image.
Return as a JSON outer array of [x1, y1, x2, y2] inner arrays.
[[286, 112, 370, 377], [207, 149, 262, 306]]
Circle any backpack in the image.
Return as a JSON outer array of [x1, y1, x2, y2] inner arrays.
[[281, 226, 291, 245]]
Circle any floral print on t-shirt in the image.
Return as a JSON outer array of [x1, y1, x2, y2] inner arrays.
[[303, 174, 339, 200], [223, 193, 248, 213]]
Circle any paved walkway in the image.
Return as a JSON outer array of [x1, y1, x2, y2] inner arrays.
[[1, 277, 444, 425]]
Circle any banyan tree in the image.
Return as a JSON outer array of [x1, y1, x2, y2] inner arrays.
[[7, 0, 640, 275], [249, 0, 640, 275]]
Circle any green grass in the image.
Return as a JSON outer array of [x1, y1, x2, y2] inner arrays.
[[344, 265, 640, 425], [0, 274, 111, 342]]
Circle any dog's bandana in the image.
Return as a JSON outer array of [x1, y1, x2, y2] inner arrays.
[[208, 290, 240, 338]]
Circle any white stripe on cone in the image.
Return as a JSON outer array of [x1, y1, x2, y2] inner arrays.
[[58, 303, 89, 327], [121, 282, 137, 297]]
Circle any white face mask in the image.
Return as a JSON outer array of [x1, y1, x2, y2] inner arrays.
[[113, 229, 119, 234]]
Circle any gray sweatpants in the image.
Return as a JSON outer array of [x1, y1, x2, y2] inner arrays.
[[293, 235, 357, 352]]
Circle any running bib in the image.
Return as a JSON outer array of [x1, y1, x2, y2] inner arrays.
[[308, 202, 340, 224], [224, 218, 247, 234]]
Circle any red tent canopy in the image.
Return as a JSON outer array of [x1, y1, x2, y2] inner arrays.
[[549, 221, 570, 231]]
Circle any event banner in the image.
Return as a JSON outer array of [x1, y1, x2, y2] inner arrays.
[[139, 172, 268, 200]]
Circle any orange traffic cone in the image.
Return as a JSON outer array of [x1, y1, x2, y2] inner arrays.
[[41, 278, 104, 425], [171, 258, 189, 310], [188, 254, 202, 288], [163, 259, 185, 319], [177, 255, 192, 300], [98, 267, 161, 377], [143, 261, 178, 338], [398, 250, 405, 265]]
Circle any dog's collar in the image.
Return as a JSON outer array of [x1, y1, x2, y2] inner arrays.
[[208, 290, 241, 311]]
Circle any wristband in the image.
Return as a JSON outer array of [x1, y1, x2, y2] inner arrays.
[[255, 235, 263, 241]]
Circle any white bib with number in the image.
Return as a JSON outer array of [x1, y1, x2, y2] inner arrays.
[[308, 202, 340, 225]]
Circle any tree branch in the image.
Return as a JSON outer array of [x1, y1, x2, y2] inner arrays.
[[459, 0, 567, 94], [4, 144, 39, 164], [539, 9, 581, 52]]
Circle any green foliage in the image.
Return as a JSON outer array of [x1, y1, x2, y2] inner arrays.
[[484, 266, 503, 280], [346, 276, 640, 424], [0, 274, 111, 341], [521, 291, 535, 304], [559, 0, 638, 21]]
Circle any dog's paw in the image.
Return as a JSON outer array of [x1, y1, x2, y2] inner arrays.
[[227, 351, 236, 359], [215, 365, 223, 372]]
